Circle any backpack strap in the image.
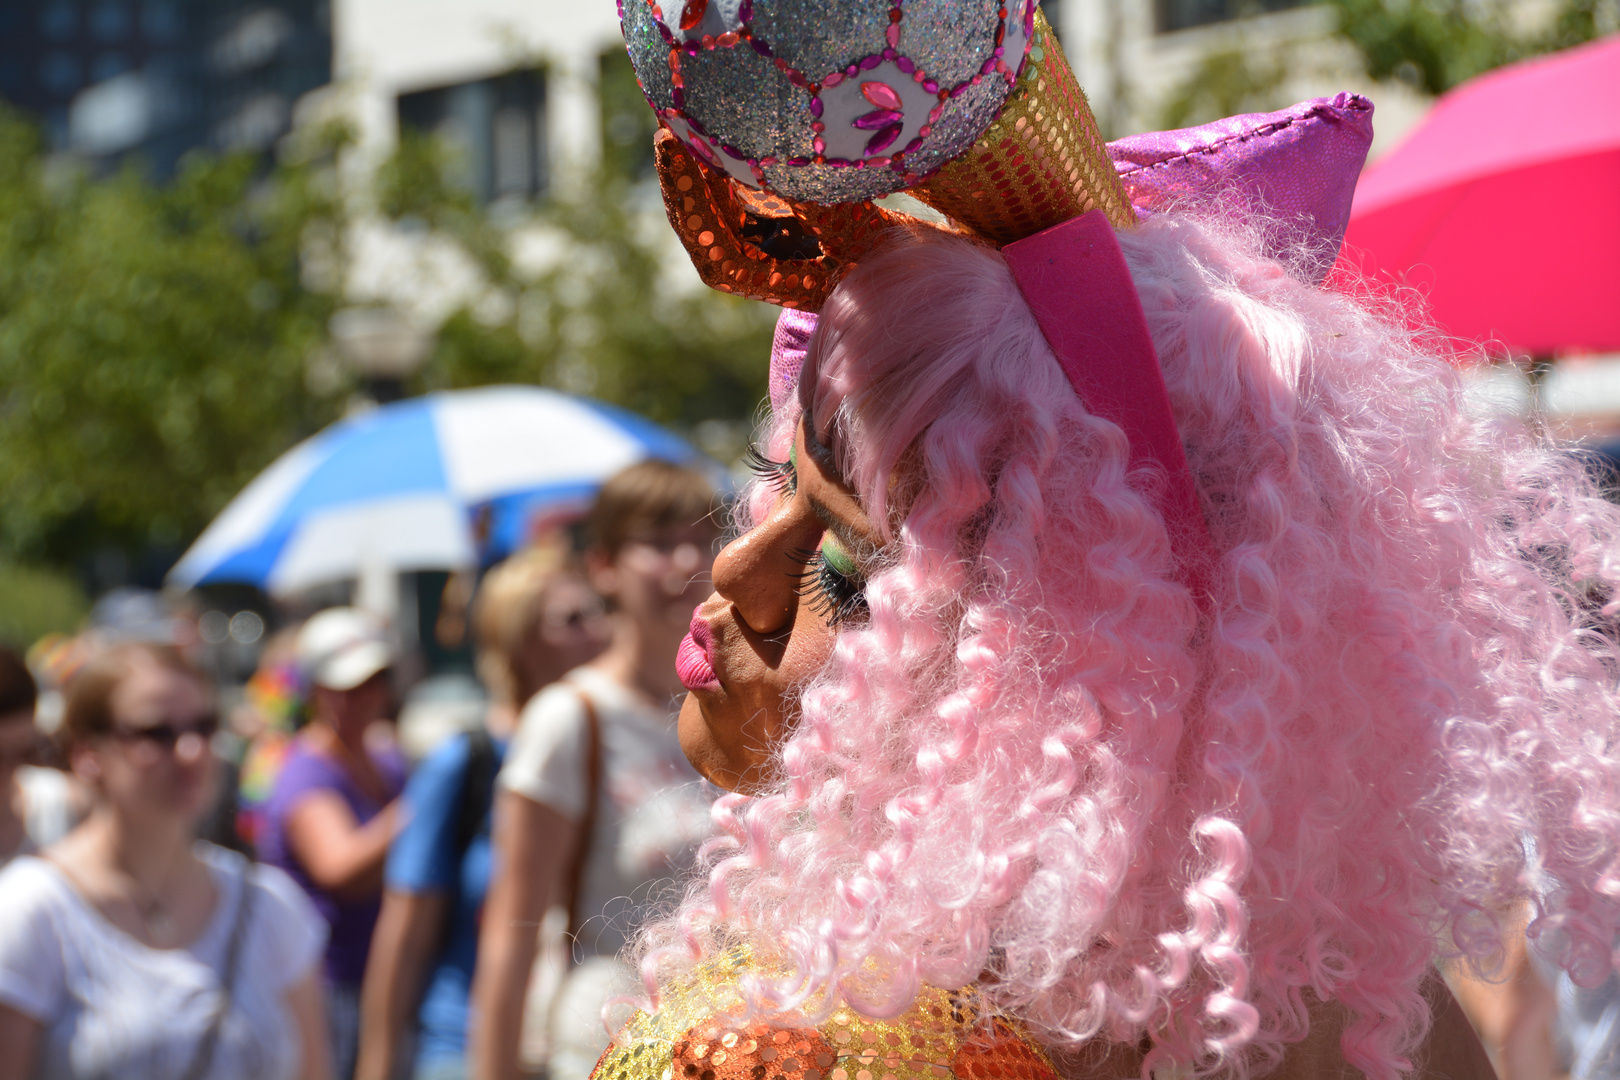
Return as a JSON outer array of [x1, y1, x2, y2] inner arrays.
[[454, 726, 499, 858], [560, 690, 602, 945]]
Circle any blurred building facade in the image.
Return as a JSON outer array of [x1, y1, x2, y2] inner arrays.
[[0, 0, 332, 174], [334, 0, 649, 204], [10, 1, 1605, 435], [331, 0, 1447, 204], [1051, 0, 1434, 154]]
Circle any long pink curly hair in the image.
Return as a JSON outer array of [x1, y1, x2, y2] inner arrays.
[[635, 213, 1620, 1080]]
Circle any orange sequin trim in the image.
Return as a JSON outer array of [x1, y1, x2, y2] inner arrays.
[[656, 129, 919, 311]]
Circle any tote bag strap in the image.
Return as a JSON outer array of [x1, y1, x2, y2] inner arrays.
[[561, 690, 603, 944], [178, 858, 256, 1080]]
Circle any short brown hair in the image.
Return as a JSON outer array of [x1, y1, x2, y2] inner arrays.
[[62, 644, 208, 748], [0, 645, 36, 719], [584, 460, 720, 558]]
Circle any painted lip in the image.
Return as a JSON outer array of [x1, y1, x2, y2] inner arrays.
[[676, 612, 721, 692]]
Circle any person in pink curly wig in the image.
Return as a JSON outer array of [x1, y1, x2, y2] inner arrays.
[[619, 207, 1620, 1080]]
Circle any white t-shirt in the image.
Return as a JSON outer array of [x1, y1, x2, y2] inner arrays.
[[20, 768, 79, 849], [498, 666, 713, 957], [0, 843, 326, 1080], [0, 768, 83, 871]]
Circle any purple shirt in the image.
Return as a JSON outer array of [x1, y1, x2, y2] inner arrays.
[[260, 737, 406, 987]]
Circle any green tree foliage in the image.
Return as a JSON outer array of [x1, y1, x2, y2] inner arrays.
[[376, 124, 775, 428], [0, 560, 89, 647], [1158, 48, 1290, 129], [1323, 0, 1611, 95], [0, 110, 347, 568], [0, 98, 773, 585], [1156, 0, 1610, 134], [599, 49, 660, 183]]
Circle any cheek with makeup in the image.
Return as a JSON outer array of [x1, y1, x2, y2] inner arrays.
[[677, 423, 875, 791]]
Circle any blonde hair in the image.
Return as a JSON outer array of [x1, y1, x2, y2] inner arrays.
[[472, 546, 571, 707]]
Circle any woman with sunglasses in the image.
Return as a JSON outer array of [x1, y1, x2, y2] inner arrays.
[[472, 462, 721, 1080], [0, 643, 332, 1080]]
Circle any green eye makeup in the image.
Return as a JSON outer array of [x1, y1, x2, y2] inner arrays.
[[818, 537, 859, 578], [746, 439, 869, 627], [790, 536, 867, 627]]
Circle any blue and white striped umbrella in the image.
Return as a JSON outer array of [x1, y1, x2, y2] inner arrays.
[[168, 386, 712, 594]]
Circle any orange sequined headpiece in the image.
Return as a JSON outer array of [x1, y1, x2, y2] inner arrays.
[[654, 10, 1133, 311]]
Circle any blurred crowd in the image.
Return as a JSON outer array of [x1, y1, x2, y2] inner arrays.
[[0, 460, 721, 1080], [9, 459, 1619, 1080]]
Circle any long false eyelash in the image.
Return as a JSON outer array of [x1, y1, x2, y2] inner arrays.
[[742, 445, 795, 493], [788, 546, 869, 627]]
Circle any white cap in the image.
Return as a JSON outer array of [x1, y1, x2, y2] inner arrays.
[[297, 608, 394, 691]]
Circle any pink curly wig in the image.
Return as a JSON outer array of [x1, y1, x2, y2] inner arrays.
[[635, 212, 1620, 1080]]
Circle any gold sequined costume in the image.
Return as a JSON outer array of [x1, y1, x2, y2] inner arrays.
[[593, 953, 1061, 1080]]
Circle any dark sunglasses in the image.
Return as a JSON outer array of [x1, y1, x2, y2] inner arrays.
[[542, 600, 607, 630], [109, 715, 220, 751]]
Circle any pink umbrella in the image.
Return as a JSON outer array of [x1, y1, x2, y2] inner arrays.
[[1341, 34, 1620, 355]]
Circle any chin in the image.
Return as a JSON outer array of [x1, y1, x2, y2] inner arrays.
[[170, 777, 218, 820], [677, 692, 736, 790]]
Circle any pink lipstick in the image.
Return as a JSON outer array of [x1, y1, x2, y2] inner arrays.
[[677, 612, 721, 691]]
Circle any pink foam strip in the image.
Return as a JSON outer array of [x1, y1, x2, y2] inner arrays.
[[1003, 211, 1213, 598]]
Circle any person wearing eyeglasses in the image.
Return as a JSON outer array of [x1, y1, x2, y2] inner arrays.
[[470, 462, 721, 1080], [0, 643, 332, 1080], [260, 607, 407, 1080]]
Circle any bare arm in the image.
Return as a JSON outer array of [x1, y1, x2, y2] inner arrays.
[[355, 889, 451, 1080], [1416, 977, 1504, 1080], [1448, 932, 1556, 1080], [469, 789, 579, 1080], [1257, 977, 1497, 1080], [1058, 976, 1496, 1080], [287, 969, 337, 1080], [0, 1004, 41, 1080], [284, 792, 400, 898]]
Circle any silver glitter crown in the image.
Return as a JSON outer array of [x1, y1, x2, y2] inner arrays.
[[620, 0, 1039, 204]]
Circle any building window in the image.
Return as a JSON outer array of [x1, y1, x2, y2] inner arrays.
[[40, 2, 79, 42], [141, 2, 183, 44], [398, 69, 547, 205], [1156, 0, 1302, 33], [1, 0, 331, 175], [89, 2, 132, 42]]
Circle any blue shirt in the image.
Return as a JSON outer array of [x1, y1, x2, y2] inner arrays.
[[385, 731, 505, 1065]]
